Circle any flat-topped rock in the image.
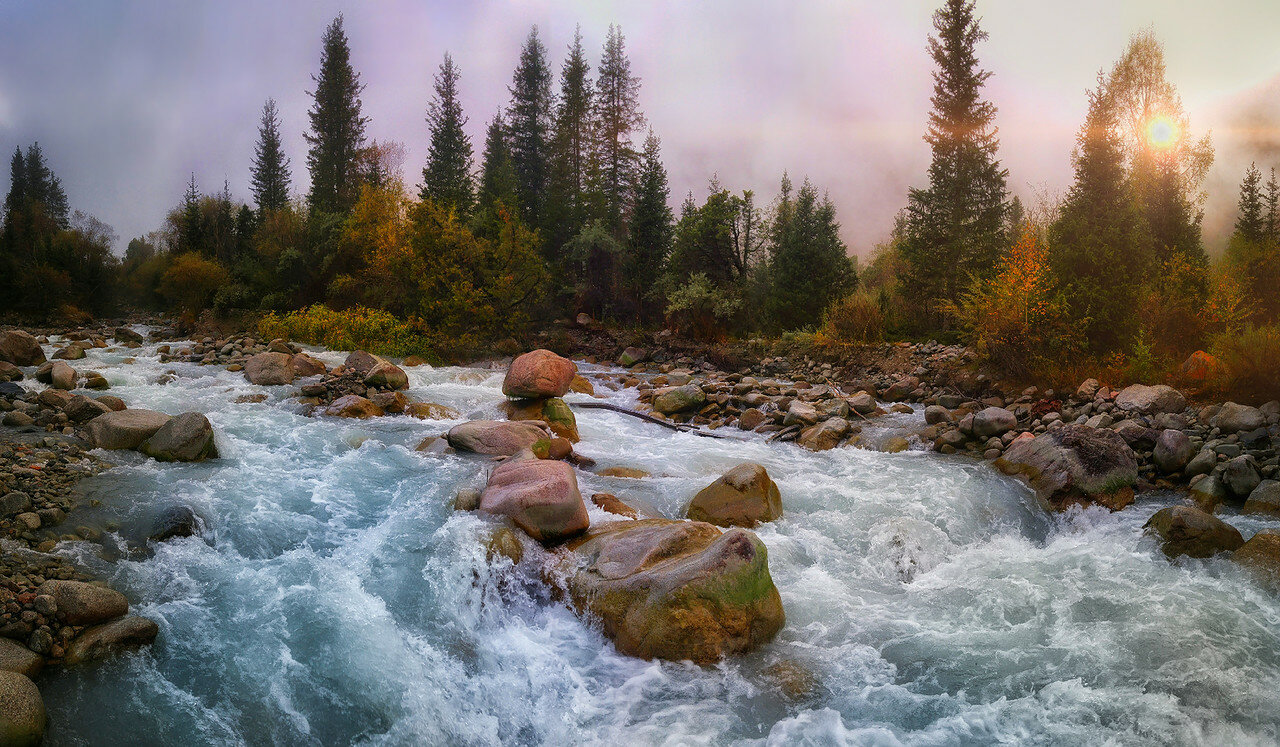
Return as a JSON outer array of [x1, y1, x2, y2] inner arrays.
[[85, 409, 172, 450], [479, 458, 587, 543], [446, 420, 548, 456], [244, 352, 295, 385], [686, 463, 783, 527]]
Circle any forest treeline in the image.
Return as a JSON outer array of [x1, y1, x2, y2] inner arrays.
[[2, 1, 1278, 390]]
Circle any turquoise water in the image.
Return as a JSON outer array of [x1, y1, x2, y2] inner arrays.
[[28, 338, 1280, 746]]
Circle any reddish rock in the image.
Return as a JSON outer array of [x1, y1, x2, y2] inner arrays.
[[479, 459, 588, 543], [502, 349, 578, 399]]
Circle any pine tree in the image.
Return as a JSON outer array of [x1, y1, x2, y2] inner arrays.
[[592, 24, 645, 239], [180, 173, 203, 255], [900, 0, 1009, 319], [420, 52, 474, 217], [507, 27, 553, 230], [305, 14, 368, 215], [1049, 79, 1151, 350], [765, 179, 855, 331], [23, 143, 69, 229], [546, 26, 595, 255], [1235, 163, 1266, 243], [473, 113, 519, 238], [1266, 168, 1279, 243], [3, 147, 26, 223], [627, 131, 674, 321], [251, 98, 291, 215]]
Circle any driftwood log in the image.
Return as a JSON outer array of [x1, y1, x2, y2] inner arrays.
[[569, 401, 736, 440]]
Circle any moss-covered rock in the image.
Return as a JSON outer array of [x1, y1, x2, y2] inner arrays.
[[500, 397, 579, 442], [995, 424, 1137, 511], [685, 463, 783, 528]]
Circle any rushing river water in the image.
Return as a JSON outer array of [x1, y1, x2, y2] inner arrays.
[[27, 336, 1280, 746]]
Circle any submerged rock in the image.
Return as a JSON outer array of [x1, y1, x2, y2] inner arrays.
[[556, 518, 785, 663], [324, 394, 384, 419], [446, 420, 549, 456], [150, 505, 202, 542], [1144, 505, 1244, 559], [139, 412, 218, 462], [62, 615, 159, 665], [406, 402, 461, 420], [502, 349, 578, 399], [0, 670, 45, 746], [996, 424, 1137, 511], [685, 463, 783, 528], [478, 458, 588, 543], [85, 409, 172, 450], [1234, 530, 1280, 585]]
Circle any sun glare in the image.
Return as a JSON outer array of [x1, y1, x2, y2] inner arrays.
[[1146, 114, 1178, 149]]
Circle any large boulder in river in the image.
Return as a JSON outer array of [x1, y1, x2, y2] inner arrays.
[[1210, 402, 1267, 434], [139, 412, 218, 462], [500, 397, 579, 442], [0, 331, 45, 367], [653, 384, 706, 415], [798, 417, 849, 451], [85, 409, 172, 450], [446, 420, 548, 456], [323, 394, 384, 419], [341, 350, 384, 376], [0, 638, 42, 678], [686, 463, 783, 527], [289, 353, 327, 377], [244, 352, 295, 385], [48, 360, 77, 390], [1114, 384, 1186, 415], [64, 394, 112, 424], [1234, 530, 1280, 585], [972, 407, 1016, 438], [1243, 481, 1280, 516], [1152, 429, 1194, 473], [62, 615, 159, 665], [479, 458, 587, 543], [36, 580, 128, 625], [556, 518, 785, 663], [364, 361, 409, 391], [0, 670, 45, 746], [995, 424, 1137, 511], [1144, 505, 1244, 558], [503, 349, 577, 399]]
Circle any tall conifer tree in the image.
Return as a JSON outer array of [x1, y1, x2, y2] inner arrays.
[[1234, 162, 1265, 243], [592, 24, 644, 239], [421, 52, 474, 216], [547, 26, 595, 255], [627, 131, 673, 320], [507, 27, 553, 230], [305, 14, 368, 215], [251, 98, 292, 215]]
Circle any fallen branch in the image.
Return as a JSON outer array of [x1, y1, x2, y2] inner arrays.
[[570, 401, 735, 439]]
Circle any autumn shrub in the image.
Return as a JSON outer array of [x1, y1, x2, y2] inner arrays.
[[955, 226, 1083, 377], [158, 252, 229, 313], [819, 291, 885, 343], [1209, 324, 1280, 403], [258, 304, 446, 362]]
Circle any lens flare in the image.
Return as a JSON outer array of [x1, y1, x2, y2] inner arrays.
[[1146, 115, 1178, 149]]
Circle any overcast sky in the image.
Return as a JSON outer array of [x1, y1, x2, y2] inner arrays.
[[2, 0, 1279, 256]]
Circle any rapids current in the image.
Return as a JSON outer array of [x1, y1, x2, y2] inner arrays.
[[26, 336, 1280, 746]]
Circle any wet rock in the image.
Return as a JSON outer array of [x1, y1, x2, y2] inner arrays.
[[340, 350, 382, 376], [446, 420, 549, 456], [686, 463, 783, 528], [52, 343, 86, 360], [478, 458, 587, 543], [289, 353, 327, 377], [995, 424, 1137, 510], [1243, 481, 1280, 516], [244, 352, 295, 385], [36, 580, 128, 625], [369, 391, 408, 414], [798, 417, 849, 451], [556, 518, 785, 663], [569, 375, 594, 395], [0, 491, 32, 518], [485, 526, 524, 564], [139, 412, 218, 462], [1152, 429, 1194, 473], [502, 349, 578, 399], [0, 361, 20, 381], [0, 670, 45, 746], [850, 392, 877, 415], [500, 397, 579, 442], [364, 361, 409, 391], [0, 639, 42, 678], [653, 384, 706, 414], [62, 615, 159, 665], [924, 405, 951, 425], [1210, 402, 1266, 434], [150, 505, 201, 541], [405, 402, 460, 420], [85, 409, 172, 450], [453, 488, 481, 511], [738, 408, 766, 431], [762, 659, 820, 702], [1223, 456, 1261, 498], [972, 407, 1016, 438], [95, 394, 126, 411], [1114, 384, 1186, 415], [323, 394, 384, 419], [1191, 474, 1229, 513], [1233, 530, 1280, 585], [2, 411, 34, 427], [113, 326, 144, 343], [591, 492, 639, 519], [783, 400, 821, 427], [0, 331, 45, 367], [49, 360, 77, 390], [1144, 505, 1244, 558]]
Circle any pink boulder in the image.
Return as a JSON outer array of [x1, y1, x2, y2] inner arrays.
[[479, 459, 588, 543], [502, 349, 577, 399]]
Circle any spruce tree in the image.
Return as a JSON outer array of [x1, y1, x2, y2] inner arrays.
[[305, 14, 368, 215], [546, 26, 595, 255], [507, 27, 553, 230], [765, 179, 855, 331], [251, 98, 291, 215], [627, 130, 673, 321], [180, 173, 203, 255], [900, 0, 1009, 318], [421, 52, 474, 217], [473, 113, 519, 238], [1049, 79, 1151, 350], [592, 24, 644, 239], [3, 147, 26, 223], [1235, 162, 1266, 243], [23, 143, 69, 229], [1266, 168, 1279, 243]]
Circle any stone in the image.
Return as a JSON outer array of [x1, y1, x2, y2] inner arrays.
[[995, 424, 1137, 511], [150, 505, 201, 541], [1185, 449, 1217, 477], [1234, 531, 1280, 585], [370, 391, 408, 414], [1191, 475, 1229, 513], [818, 399, 850, 419], [139, 412, 218, 461], [1075, 378, 1100, 400], [323, 394, 385, 419], [289, 353, 327, 377], [783, 400, 821, 426], [113, 326, 144, 343], [1152, 429, 1194, 473], [1144, 505, 1244, 558], [500, 397, 579, 442], [0, 639, 42, 678], [972, 407, 1017, 438], [36, 580, 128, 625], [0, 361, 20, 381], [653, 384, 706, 414], [1111, 419, 1159, 450], [0, 330, 45, 366], [0, 491, 31, 518], [569, 375, 594, 395], [1210, 402, 1267, 434], [0, 670, 45, 746], [502, 349, 578, 399], [884, 377, 918, 401], [49, 360, 77, 390], [244, 352, 295, 385], [364, 361, 409, 391], [618, 347, 648, 367], [453, 488, 481, 511], [591, 492, 640, 519], [850, 392, 877, 415], [478, 458, 588, 543], [884, 436, 911, 453], [446, 420, 549, 456], [62, 616, 159, 665], [1114, 384, 1186, 415], [1223, 456, 1261, 498], [96, 395, 127, 411], [924, 405, 951, 425], [485, 527, 524, 564], [555, 518, 784, 663], [405, 402, 461, 420], [52, 344, 86, 360], [1243, 481, 1280, 516], [85, 409, 172, 450], [686, 463, 783, 528], [738, 408, 766, 431], [798, 417, 849, 451]]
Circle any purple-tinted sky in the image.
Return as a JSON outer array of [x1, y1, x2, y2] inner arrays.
[[2, 0, 1279, 256]]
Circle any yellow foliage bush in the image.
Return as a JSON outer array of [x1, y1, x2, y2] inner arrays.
[[819, 291, 885, 343], [1209, 324, 1280, 403], [258, 305, 448, 362]]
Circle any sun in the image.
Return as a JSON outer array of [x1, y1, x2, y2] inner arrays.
[[1146, 114, 1179, 149]]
